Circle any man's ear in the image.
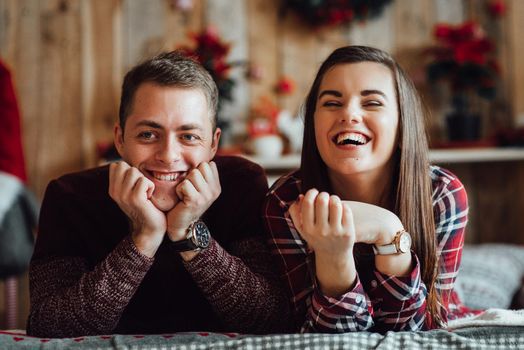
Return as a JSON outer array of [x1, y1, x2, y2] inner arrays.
[[210, 128, 221, 158], [114, 123, 125, 158]]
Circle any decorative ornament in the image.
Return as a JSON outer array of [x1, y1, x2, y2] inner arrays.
[[275, 76, 295, 95]]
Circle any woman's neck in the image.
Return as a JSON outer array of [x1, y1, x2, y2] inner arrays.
[[328, 166, 395, 208]]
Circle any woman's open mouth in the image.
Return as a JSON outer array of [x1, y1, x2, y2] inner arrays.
[[333, 132, 370, 146]]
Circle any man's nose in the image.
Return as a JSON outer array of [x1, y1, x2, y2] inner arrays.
[[156, 137, 181, 164]]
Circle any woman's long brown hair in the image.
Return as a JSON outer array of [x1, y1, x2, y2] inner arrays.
[[300, 46, 441, 327]]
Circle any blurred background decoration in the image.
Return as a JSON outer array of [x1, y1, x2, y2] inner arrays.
[[179, 26, 245, 140], [282, 0, 393, 27], [425, 21, 499, 142]]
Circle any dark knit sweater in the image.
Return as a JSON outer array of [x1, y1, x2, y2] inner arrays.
[[28, 156, 290, 337]]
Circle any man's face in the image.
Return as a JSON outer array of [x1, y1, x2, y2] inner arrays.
[[114, 83, 221, 212]]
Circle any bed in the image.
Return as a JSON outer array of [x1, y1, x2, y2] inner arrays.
[[1, 244, 523, 349]]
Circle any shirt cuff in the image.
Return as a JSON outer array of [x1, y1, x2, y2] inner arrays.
[[312, 275, 370, 312], [371, 251, 422, 301]]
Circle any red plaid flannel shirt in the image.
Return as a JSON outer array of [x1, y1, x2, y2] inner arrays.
[[263, 166, 470, 332]]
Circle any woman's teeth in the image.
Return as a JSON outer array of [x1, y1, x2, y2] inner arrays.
[[336, 132, 367, 146]]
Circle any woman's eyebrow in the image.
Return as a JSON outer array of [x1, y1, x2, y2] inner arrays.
[[361, 89, 388, 100], [318, 90, 342, 99]]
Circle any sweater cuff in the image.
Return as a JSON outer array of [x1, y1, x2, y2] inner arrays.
[[181, 238, 221, 271], [117, 235, 155, 274]]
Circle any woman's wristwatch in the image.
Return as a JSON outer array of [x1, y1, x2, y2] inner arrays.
[[170, 220, 211, 252], [373, 230, 412, 255]]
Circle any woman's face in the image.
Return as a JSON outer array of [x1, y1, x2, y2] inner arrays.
[[314, 62, 399, 180]]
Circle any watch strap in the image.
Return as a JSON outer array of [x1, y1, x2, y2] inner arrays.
[[170, 237, 199, 252]]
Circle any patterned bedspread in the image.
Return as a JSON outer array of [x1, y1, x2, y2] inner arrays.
[[1, 326, 523, 350]]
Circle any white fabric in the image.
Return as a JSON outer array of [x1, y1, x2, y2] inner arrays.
[[447, 308, 524, 330], [0, 171, 22, 222]]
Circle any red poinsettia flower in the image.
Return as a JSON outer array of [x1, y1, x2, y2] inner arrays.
[[487, 0, 506, 17]]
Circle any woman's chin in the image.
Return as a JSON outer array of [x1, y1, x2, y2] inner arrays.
[[151, 195, 179, 212]]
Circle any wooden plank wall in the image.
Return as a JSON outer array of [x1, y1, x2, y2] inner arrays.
[[0, 0, 523, 329]]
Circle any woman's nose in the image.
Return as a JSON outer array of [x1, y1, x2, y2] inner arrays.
[[342, 105, 363, 124]]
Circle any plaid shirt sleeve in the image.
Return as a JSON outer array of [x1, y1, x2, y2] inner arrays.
[[263, 173, 374, 333], [430, 166, 473, 325], [362, 253, 427, 332]]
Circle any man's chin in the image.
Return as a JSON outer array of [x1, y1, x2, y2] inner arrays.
[[151, 195, 180, 212]]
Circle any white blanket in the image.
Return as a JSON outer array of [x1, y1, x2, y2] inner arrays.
[[447, 308, 524, 330]]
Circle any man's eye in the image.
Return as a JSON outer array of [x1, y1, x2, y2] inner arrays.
[[181, 134, 200, 142], [138, 131, 156, 140]]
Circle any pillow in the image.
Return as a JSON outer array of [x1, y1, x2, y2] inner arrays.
[[455, 244, 524, 310]]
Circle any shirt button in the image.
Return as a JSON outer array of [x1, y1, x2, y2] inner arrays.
[[371, 280, 377, 288], [355, 295, 362, 303]]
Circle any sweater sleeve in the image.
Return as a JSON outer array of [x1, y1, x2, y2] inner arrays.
[[28, 236, 154, 338], [182, 237, 292, 334], [27, 179, 154, 338]]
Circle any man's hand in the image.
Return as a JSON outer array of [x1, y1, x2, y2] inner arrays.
[[166, 161, 221, 242], [109, 161, 167, 257]]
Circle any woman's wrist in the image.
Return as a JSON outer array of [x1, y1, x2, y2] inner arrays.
[[315, 251, 357, 297]]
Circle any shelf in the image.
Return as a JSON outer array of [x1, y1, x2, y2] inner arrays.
[[243, 147, 524, 170]]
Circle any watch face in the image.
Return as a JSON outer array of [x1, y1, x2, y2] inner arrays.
[[193, 221, 210, 248], [399, 232, 411, 253]]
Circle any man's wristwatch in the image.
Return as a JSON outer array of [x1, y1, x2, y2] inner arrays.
[[170, 220, 211, 252], [372, 229, 411, 255]]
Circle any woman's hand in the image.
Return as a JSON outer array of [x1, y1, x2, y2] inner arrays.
[[341, 201, 404, 245], [289, 189, 356, 257], [288, 189, 357, 296]]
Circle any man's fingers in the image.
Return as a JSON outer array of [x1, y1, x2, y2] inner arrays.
[[185, 168, 207, 193], [109, 161, 129, 198], [176, 178, 199, 204]]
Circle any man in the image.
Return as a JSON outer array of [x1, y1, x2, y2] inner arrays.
[[27, 52, 289, 337]]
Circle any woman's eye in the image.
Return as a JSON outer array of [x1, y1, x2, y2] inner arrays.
[[322, 101, 341, 107], [364, 100, 383, 107]]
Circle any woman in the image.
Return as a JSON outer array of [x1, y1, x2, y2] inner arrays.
[[263, 46, 472, 333]]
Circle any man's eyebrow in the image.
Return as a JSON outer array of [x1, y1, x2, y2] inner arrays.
[[135, 120, 163, 129], [361, 89, 388, 100], [318, 90, 342, 99], [177, 124, 204, 131], [133, 121, 203, 131]]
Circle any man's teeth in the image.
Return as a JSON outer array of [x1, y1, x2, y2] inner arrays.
[[336, 133, 367, 146], [153, 172, 181, 181]]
